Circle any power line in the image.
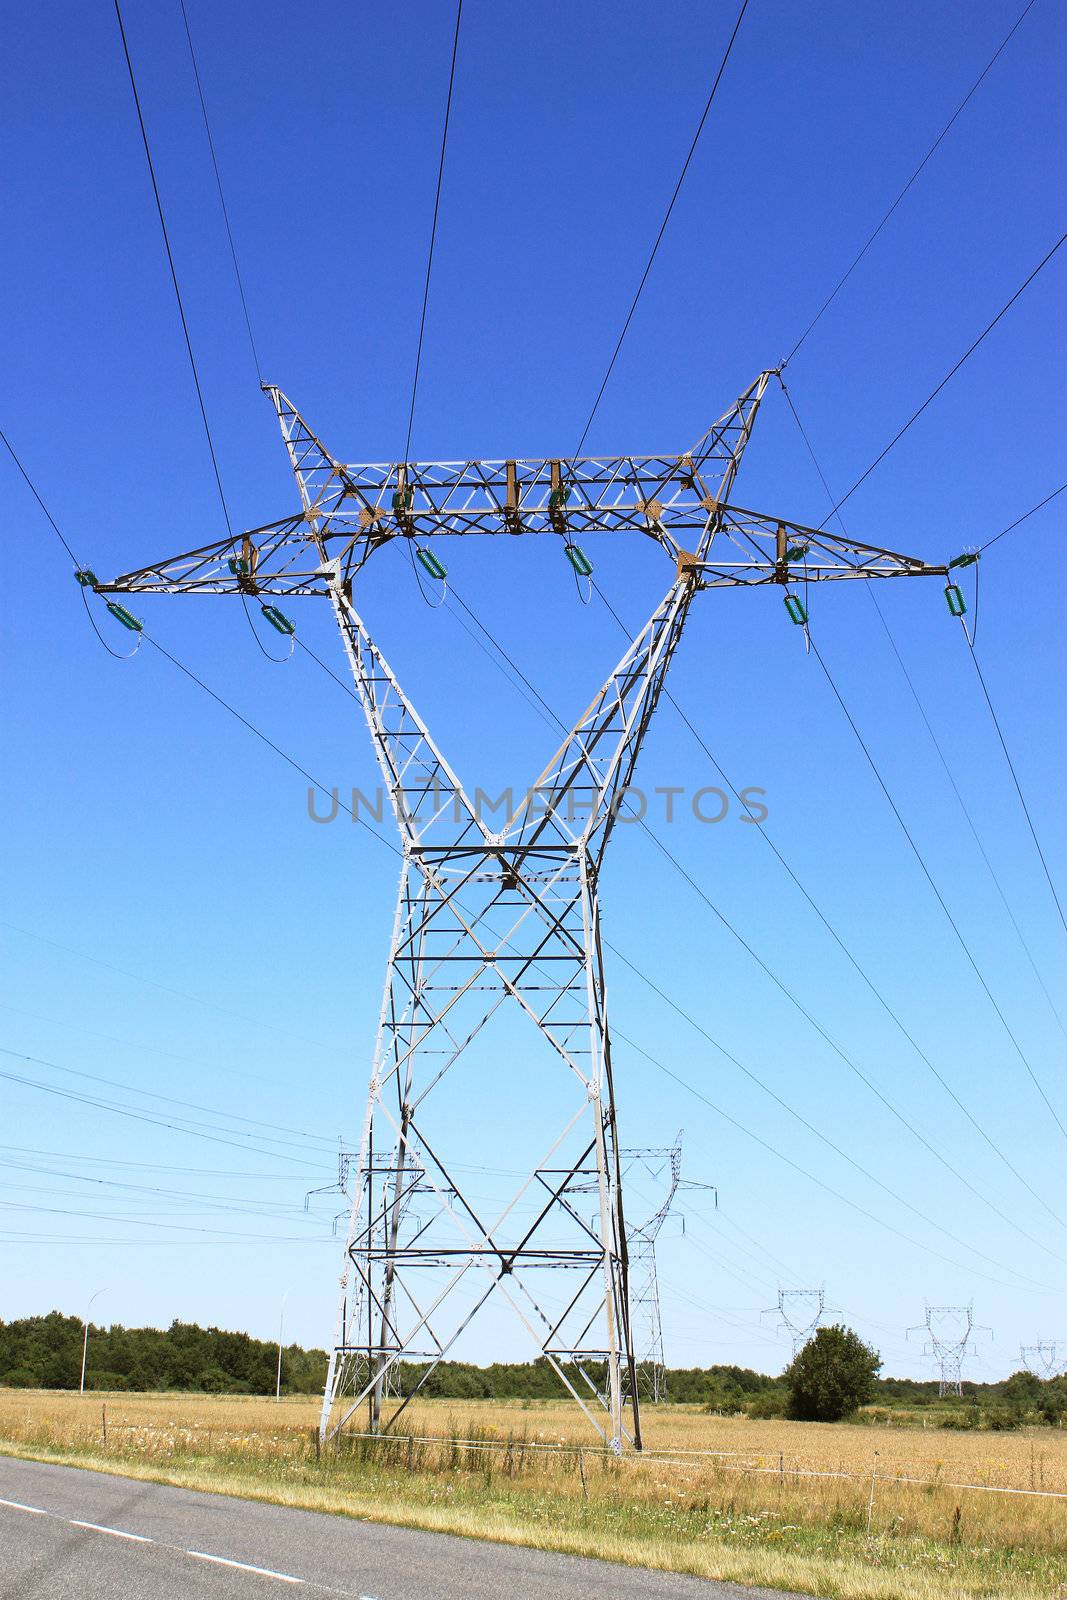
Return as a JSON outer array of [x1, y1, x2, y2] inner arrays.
[[820, 230, 1067, 525], [778, 371, 1067, 1042], [0, 1000, 331, 1090], [72, 591, 1067, 1281], [0, 427, 81, 567], [10, 400, 1058, 1304], [979, 481, 1067, 552], [0, 1162, 320, 1228], [0, 921, 339, 1056], [784, 349, 1067, 1092], [0, 1061, 328, 1171], [284, 590, 1058, 1286], [427, 583, 1067, 1273], [404, 0, 463, 464], [869, 590, 1066, 1040], [631, 811, 1067, 1241], [782, 0, 1041, 367], [0, 1045, 337, 1151], [586, 578, 1067, 1243], [809, 633, 1067, 1147], [141, 630, 401, 858], [959, 628, 1067, 937], [573, 0, 750, 457], [609, 962, 1057, 1290], [178, 0, 263, 385], [611, 1021, 1054, 1295], [0, 1142, 322, 1180], [112, 0, 233, 534], [0, 1195, 330, 1243]]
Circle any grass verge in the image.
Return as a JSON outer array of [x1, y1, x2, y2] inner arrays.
[[2, 1435, 1065, 1600]]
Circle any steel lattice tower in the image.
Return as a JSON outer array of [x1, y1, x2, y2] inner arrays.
[[620, 1140, 683, 1403], [94, 370, 946, 1450], [909, 1304, 991, 1397], [763, 1289, 835, 1358], [1020, 1340, 1066, 1379]]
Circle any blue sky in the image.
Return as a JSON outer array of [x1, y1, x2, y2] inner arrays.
[[1, 0, 1064, 1382]]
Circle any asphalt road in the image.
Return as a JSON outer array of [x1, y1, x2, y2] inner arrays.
[[0, 1455, 811, 1600]]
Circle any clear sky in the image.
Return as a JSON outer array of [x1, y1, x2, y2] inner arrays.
[[1, 0, 1064, 1384]]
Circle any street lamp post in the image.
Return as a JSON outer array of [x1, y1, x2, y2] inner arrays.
[[276, 1289, 290, 1402], [80, 1289, 107, 1395]]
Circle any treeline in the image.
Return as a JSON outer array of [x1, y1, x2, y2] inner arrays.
[[0, 1313, 327, 1395], [0, 1317, 775, 1402], [1, 1314, 1064, 1425]]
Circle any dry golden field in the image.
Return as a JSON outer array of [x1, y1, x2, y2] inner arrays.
[[2, 1390, 1066, 1599]]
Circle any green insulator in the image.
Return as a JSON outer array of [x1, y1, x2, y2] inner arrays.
[[564, 543, 593, 577], [106, 602, 143, 632], [392, 487, 414, 513], [948, 551, 979, 570], [785, 544, 808, 562], [74, 569, 98, 588], [415, 547, 447, 581], [261, 604, 296, 636], [228, 557, 250, 577], [944, 583, 967, 617], [548, 484, 571, 511], [783, 593, 808, 626]]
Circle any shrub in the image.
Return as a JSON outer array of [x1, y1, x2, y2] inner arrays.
[[785, 1325, 881, 1422]]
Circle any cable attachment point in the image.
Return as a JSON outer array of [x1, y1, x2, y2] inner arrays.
[[392, 467, 415, 534], [948, 550, 979, 570], [548, 461, 571, 531], [228, 536, 261, 592], [74, 569, 99, 588]]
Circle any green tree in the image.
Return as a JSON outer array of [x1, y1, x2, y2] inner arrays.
[[785, 1324, 881, 1421]]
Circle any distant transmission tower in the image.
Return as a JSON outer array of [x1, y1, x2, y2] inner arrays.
[[93, 374, 947, 1451], [909, 1304, 991, 1396], [763, 1289, 835, 1357], [619, 1134, 714, 1402], [1021, 1341, 1067, 1379]]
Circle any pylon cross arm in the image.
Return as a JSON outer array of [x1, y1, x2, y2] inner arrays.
[[94, 371, 945, 601], [95, 500, 944, 598]]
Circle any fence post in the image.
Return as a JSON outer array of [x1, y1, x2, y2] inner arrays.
[[101, 1403, 107, 1446], [865, 1451, 879, 1539], [578, 1448, 589, 1502]]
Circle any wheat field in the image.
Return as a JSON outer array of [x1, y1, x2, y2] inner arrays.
[[2, 1391, 1065, 1599]]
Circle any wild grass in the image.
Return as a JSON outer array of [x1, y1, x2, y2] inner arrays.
[[2, 1391, 1065, 1599]]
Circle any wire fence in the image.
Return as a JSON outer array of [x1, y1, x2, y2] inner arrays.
[[44, 1413, 1067, 1503]]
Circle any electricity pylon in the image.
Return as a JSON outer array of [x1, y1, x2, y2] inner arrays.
[[1021, 1340, 1067, 1379], [909, 1304, 991, 1397], [763, 1288, 835, 1358], [621, 1138, 681, 1402], [93, 369, 947, 1451]]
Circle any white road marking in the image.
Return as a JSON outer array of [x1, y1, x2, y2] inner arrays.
[[187, 1550, 305, 1584], [70, 1519, 152, 1542], [0, 1478, 360, 1595]]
